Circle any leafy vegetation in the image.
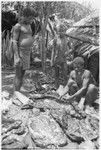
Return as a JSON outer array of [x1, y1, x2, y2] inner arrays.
[[1, 2, 99, 150], [2, 1, 93, 71]]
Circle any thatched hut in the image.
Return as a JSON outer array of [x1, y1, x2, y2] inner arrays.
[[66, 10, 99, 85]]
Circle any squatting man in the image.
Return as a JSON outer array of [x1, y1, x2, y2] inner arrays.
[[60, 57, 98, 109]]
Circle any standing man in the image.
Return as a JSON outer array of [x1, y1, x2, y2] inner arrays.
[[12, 7, 37, 92], [51, 24, 70, 89]]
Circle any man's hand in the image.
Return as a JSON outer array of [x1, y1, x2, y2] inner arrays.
[[65, 95, 73, 101], [59, 94, 73, 103], [59, 95, 63, 100], [58, 95, 66, 103]]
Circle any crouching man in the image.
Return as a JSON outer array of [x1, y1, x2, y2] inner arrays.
[[60, 57, 98, 108]]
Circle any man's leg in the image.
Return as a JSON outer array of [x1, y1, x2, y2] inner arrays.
[[68, 80, 79, 95], [54, 64, 60, 89], [13, 65, 25, 92], [85, 84, 98, 106], [61, 62, 68, 86], [67, 79, 83, 103]]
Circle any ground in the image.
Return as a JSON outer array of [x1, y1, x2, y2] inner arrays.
[[1, 66, 99, 149], [1, 65, 54, 96]]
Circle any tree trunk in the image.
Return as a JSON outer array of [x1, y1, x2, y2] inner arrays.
[[40, 3, 49, 72], [41, 25, 46, 72]]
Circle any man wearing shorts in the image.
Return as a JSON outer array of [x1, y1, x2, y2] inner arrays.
[[13, 7, 36, 92]]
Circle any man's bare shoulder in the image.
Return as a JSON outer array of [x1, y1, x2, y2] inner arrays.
[[70, 70, 75, 76], [83, 69, 91, 77], [13, 23, 21, 32]]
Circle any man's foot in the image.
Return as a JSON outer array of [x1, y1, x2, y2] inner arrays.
[[78, 97, 85, 110], [85, 105, 95, 114], [11, 92, 22, 106], [85, 105, 99, 119], [56, 85, 65, 96]]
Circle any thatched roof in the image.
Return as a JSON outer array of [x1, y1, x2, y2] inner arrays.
[[75, 43, 99, 57], [66, 10, 99, 34], [65, 10, 99, 57]]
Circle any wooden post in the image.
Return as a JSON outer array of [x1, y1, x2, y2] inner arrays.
[[40, 2, 49, 72]]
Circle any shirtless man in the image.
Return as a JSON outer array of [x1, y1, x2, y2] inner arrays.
[[53, 34, 68, 88], [60, 57, 98, 107], [52, 27, 70, 88], [13, 7, 36, 92]]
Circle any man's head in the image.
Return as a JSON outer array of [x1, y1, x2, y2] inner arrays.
[[73, 57, 84, 72], [19, 7, 37, 24], [57, 24, 66, 39], [49, 14, 55, 22]]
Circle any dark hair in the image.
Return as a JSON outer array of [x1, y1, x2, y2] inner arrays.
[[20, 7, 38, 17], [73, 57, 84, 65], [49, 15, 55, 21]]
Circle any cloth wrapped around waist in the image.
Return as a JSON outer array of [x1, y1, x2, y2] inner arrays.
[[14, 47, 31, 70]]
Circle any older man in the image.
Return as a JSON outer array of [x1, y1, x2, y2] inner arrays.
[[60, 57, 98, 107]]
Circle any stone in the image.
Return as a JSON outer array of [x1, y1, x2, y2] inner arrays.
[[79, 141, 95, 150], [28, 112, 67, 148], [65, 142, 79, 150], [1, 97, 12, 112], [7, 105, 33, 127], [13, 91, 30, 105], [2, 91, 9, 99], [32, 108, 40, 116]]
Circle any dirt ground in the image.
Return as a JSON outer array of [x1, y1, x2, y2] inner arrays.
[[1, 65, 54, 96], [2, 67, 37, 96], [1, 67, 99, 150]]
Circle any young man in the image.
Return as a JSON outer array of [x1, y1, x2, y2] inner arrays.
[[52, 24, 70, 89], [53, 34, 68, 88], [12, 7, 36, 92], [60, 57, 98, 107]]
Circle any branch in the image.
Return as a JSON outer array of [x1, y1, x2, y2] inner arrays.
[[65, 33, 99, 46], [69, 25, 99, 28]]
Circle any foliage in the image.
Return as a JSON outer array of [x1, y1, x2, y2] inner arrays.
[[2, 1, 94, 71], [1, 1, 93, 21], [66, 10, 99, 51]]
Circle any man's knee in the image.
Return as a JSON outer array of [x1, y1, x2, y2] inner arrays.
[[68, 80, 77, 88], [68, 80, 78, 95], [85, 84, 98, 105], [87, 84, 98, 94]]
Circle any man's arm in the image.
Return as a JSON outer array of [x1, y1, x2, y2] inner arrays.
[[13, 24, 21, 59], [60, 71, 74, 97], [69, 70, 91, 100], [51, 36, 57, 67]]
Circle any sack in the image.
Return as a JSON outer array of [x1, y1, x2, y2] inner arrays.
[[6, 37, 14, 60], [6, 25, 21, 61], [6, 28, 14, 61]]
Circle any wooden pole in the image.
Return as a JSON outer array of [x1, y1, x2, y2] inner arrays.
[[65, 33, 99, 46]]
